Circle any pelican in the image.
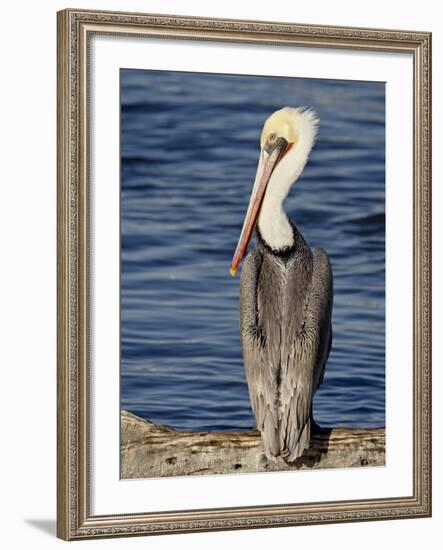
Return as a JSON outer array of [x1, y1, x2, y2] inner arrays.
[[230, 107, 333, 461]]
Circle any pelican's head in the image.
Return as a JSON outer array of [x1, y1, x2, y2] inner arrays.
[[230, 107, 318, 276]]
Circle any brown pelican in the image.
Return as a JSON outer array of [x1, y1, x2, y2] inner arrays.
[[230, 107, 333, 461]]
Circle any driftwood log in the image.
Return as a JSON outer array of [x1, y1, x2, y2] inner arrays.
[[121, 410, 385, 478]]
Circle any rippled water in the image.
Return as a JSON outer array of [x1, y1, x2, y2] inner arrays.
[[120, 69, 385, 431]]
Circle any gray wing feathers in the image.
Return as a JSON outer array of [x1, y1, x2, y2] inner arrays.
[[240, 251, 280, 457], [279, 248, 333, 460], [240, 247, 333, 461]]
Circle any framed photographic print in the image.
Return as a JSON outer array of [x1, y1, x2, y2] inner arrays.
[[57, 8, 431, 540]]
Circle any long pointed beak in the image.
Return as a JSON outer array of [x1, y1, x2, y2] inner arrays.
[[230, 140, 287, 276]]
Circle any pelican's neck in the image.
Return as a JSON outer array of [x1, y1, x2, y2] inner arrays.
[[257, 109, 318, 252], [257, 149, 304, 251], [257, 188, 294, 252]]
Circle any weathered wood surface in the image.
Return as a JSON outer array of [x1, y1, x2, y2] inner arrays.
[[121, 410, 385, 479]]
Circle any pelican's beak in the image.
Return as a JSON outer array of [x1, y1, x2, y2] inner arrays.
[[230, 138, 289, 276]]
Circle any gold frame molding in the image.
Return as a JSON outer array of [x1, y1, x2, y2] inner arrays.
[[57, 8, 432, 540]]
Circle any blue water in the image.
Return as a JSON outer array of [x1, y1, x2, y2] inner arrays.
[[120, 69, 385, 431]]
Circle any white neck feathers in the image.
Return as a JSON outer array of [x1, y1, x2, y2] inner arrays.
[[258, 109, 318, 251]]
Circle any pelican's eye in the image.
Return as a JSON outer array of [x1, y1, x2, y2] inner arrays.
[[268, 132, 277, 142]]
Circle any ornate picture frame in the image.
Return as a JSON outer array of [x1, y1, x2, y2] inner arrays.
[[57, 8, 431, 540]]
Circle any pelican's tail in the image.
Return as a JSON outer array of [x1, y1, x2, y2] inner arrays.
[[260, 411, 280, 458], [280, 417, 311, 462]]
